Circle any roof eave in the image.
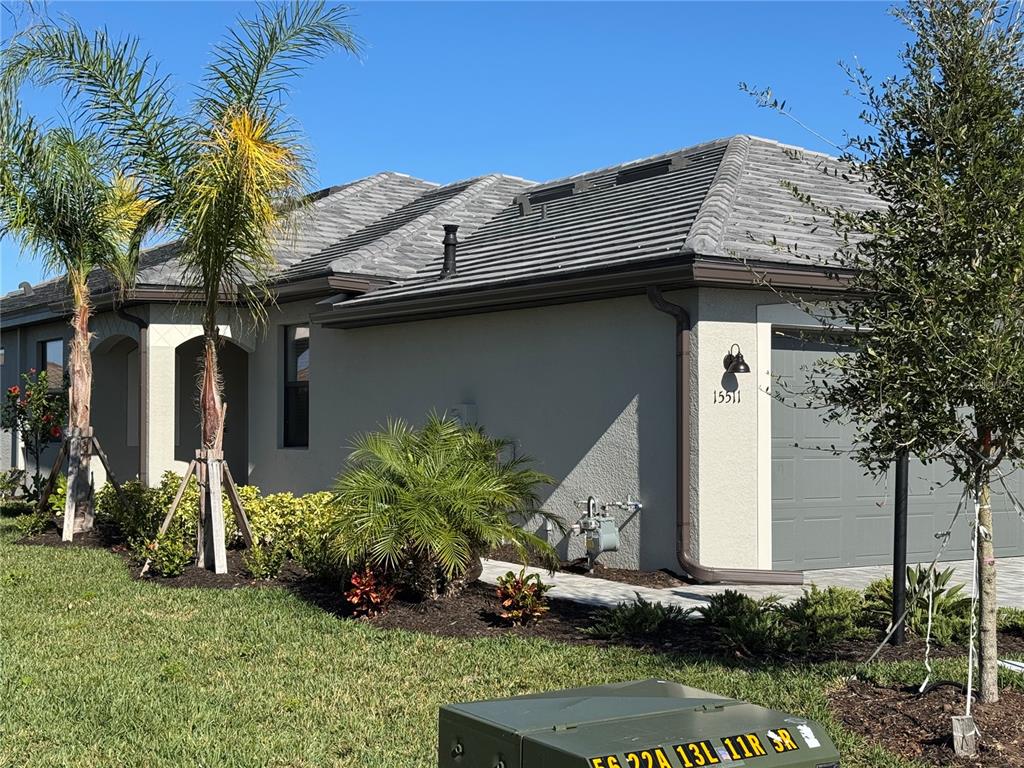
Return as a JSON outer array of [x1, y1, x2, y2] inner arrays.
[[311, 255, 851, 330]]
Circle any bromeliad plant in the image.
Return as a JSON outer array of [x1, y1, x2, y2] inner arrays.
[[0, 370, 68, 500], [328, 415, 562, 599]]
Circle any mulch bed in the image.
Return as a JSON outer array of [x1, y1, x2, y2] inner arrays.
[[831, 680, 1024, 767]]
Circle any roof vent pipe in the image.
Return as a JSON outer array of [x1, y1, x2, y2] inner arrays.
[[440, 224, 459, 279]]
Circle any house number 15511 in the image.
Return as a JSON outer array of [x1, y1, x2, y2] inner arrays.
[[712, 389, 741, 404]]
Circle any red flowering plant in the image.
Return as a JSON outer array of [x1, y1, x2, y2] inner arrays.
[[1, 369, 69, 499], [344, 566, 397, 617]]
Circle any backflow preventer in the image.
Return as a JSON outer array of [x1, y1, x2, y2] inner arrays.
[[438, 679, 841, 768], [571, 496, 641, 569]]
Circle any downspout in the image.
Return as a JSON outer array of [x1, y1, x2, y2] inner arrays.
[[646, 286, 802, 585], [116, 307, 149, 485]]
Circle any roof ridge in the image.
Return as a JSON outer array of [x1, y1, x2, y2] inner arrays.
[[325, 175, 516, 274], [740, 134, 843, 163], [684, 135, 752, 257], [528, 137, 736, 190]]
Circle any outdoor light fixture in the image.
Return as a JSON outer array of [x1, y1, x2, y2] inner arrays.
[[723, 344, 751, 374]]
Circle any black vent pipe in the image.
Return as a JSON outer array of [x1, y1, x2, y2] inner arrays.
[[440, 224, 459, 279]]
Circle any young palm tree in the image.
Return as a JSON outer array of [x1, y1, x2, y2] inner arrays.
[[2, 3, 358, 561], [0, 98, 147, 536]]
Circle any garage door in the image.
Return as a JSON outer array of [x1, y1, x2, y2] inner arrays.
[[771, 333, 1024, 570]]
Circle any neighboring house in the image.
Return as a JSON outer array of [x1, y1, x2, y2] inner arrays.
[[2, 135, 1021, 576]]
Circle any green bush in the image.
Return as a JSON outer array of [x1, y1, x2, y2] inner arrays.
[[137, 532, 191, 577], [698, 590, 790, 657], [586, 594, 694, 641], [863, 565, 972, 645], [327, 415, 560, 599], [999, 607, 1024, 636], [495, 568, 553, 624], [0, 498, 35, 517], [243, 537, 288, 580], [783, 585, 872, 650], [0, 468, 24, 501]]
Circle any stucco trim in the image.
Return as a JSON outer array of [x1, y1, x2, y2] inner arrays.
[[755, 302, 833, 569]]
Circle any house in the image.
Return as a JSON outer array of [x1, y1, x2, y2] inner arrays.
[[3, 135, 1022, 578]]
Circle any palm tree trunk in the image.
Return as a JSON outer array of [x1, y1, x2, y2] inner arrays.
[[199, 333, 222, 448], [66, 287, 94, 534]]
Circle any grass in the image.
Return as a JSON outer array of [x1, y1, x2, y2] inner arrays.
[[1, 518, 1020, 768]]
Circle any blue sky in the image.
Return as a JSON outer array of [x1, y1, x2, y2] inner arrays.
[[0, 1, 908, 294]]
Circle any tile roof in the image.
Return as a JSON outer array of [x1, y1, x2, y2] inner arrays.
[[324, 135, 876, 315], [2, 135, 877, 325], [278, 174, 532, 281]]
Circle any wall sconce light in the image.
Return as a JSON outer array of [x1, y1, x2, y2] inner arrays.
[[723, 344, 751, 374]]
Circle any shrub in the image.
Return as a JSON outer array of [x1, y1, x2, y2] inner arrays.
[[0, 499, 35, 517], [999, 607, 1024, 636], [698, 590, 791, 657], [783, 585, 871, 650], [327, 415, 560, 599], [344, 567, 396, 616], [1, 369, 68, 498], [0, 469, 24, 501], [243, 537, 288, 580], [586, 594, 694, 641], [496, 569, 552, 624], [138, 532, 192, 577], [863, 565, 972, 645], [48, 473, 67, 517]]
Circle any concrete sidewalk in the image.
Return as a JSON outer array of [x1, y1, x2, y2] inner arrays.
[[480, 556, 1024, 611]]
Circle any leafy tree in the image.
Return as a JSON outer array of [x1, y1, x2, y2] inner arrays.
[[328, 415, 561, 599], [0, 98, 145, 532], [1, 0, 358, 483], [749, 0, 1024, 703]]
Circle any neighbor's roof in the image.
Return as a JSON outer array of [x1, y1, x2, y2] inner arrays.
[[0, 171, 526, 320], [319, 135, 877, 320]]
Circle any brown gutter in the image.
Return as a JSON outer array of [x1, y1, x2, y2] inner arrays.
[[646, 286, 803, 585]]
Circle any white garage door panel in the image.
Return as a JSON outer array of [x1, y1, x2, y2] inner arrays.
[[771, 334, 1024, 569]]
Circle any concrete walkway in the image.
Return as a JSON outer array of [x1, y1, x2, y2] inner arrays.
[[480, 555, 1024, 611]]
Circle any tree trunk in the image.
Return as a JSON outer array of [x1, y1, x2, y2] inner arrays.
[[66, 291, 94, 534], [199, 334, 222, 449], [977, 475, 999, 703]]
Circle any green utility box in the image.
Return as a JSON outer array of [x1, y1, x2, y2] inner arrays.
[[439, 679, 840, 768]]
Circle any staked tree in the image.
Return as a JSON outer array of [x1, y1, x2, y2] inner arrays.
[[0, 98, 148, 536], [749, 0, 1024, 704], [2, 1, 359, 565]]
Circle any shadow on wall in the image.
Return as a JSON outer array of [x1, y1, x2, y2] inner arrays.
[[174, 337, 249, 484], [92, 335, 140, 481]]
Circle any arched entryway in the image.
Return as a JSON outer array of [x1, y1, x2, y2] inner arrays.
[[92, 335, 141, 481], [174, 337, 249, 484]]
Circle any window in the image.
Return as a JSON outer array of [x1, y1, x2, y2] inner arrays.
[[283, 325, 309, 448], [38, 339, 64, 389]]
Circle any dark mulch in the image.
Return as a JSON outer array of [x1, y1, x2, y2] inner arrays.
[[830, 680, 1024, 767], [17, 522, 1024, 660], [487, 544, 689, 589]]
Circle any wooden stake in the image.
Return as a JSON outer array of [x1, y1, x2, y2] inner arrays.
[[36, 437, 68, 516], [204, 451, 228, 574], [952, 715, 978, 757], [222, 462, 253, 549], [90, 435, 125, 502], [141, 458, 198, 577], [62, 429, 81, 542], [196, 455, 207, 563]]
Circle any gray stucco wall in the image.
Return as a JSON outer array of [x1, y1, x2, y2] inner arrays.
[[246, 293, 689, 570]]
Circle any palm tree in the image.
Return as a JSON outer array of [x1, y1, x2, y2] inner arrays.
[[2, 2, 358, 562], [0, 97, 148, 537]]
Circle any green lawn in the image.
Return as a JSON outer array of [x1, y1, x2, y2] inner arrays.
[[1, 518, 1018, 768]]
